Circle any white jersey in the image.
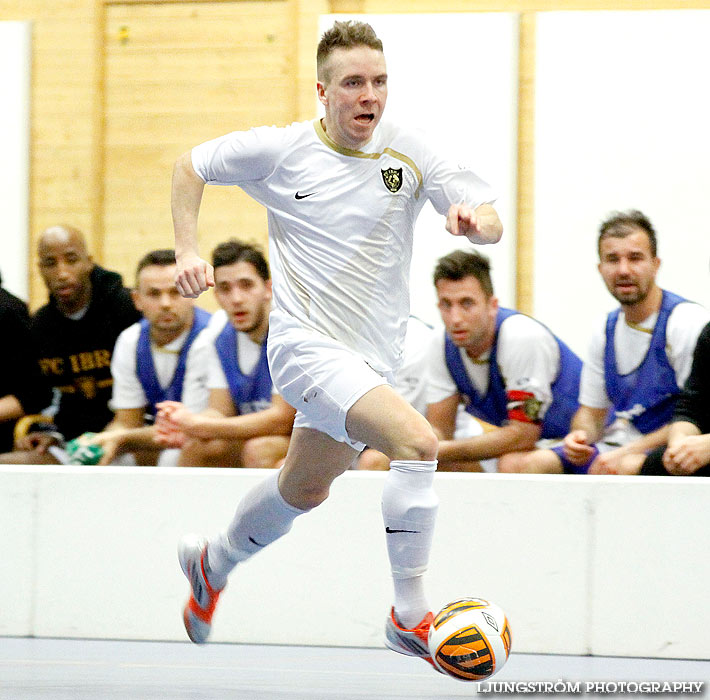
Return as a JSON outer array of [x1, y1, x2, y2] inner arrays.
[[191, 119, 495, 375]]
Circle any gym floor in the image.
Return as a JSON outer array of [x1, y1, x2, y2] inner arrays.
[[1, 638, 708, 700]]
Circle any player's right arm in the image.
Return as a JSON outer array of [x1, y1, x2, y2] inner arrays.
[[171, 151, 214, 298], [563, 406, 607, 464]]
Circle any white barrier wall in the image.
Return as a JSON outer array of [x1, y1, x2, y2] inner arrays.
[[1, 466, 708, 660]]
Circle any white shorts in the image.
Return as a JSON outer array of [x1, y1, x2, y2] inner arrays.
[[267, 312, 392, 450]]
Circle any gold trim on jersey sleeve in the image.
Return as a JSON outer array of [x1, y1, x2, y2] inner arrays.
[[313, 119, 423, 198]]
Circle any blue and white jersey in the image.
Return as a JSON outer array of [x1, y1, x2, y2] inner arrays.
[[135, 307, 211, 415], [604, 291, 686, 433], [212, 323, 272, 415], [440, 308, 582, 439], [580, 289, 710, 442], [110, 307, 211, 416]]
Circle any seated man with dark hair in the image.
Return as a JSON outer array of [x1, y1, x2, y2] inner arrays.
[[502, 210, 710, 475], [425, 249, 582, 472], [156, 239, 294, 468], [0, 225, 140, 464], [79, 249, 212, 465]]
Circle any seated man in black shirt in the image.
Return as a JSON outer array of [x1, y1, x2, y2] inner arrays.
[[0, 225, 140, 464], [0, 273, 52, 452], [641, 321, 710, 476]]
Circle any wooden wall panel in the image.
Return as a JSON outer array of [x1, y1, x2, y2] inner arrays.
[[515, 12, 535, 312], [292, 0, 329, 120], [0, 0, 100, 309], [353, 0, 710, 9], [103, 1, 292, 305]]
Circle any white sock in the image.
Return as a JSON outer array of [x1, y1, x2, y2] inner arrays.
[[205, 470, 308, 589], [382, 459, 438, 629]]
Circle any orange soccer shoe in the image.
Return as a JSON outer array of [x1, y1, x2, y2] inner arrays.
[[384, 607, 441, 672], [178, 535, 224, 644]]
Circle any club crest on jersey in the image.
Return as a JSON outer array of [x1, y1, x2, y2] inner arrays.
[[381, 167, 403, 193]]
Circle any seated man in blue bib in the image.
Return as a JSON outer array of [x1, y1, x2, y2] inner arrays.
[[425, 250, 582, 472], [640, 319, 710, 477], [501, 210, 710, 475], [155, 240, 295, 468], [83, 249, 211, 465]]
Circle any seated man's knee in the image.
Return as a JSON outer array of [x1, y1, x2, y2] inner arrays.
[[617, 453, 645, 476], [0, 449, 59, 465], [498, 449, 562, 474], [497, 453, 526, 473], [179, 437, 236, 467], [241, 436, 289, 470]]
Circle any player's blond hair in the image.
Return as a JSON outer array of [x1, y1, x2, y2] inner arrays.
[[316, 21, 383, 85]]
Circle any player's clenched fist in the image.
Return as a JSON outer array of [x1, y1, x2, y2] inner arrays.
[[445, 202, 502, 245], [446, 203, 480, 237], [175, 254, 214, 298]]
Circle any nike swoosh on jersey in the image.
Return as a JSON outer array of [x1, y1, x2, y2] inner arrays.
[[294, 191, 317, 199], [385, 526, 420, 534]]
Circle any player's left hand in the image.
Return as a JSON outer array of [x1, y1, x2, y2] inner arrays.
[[446, 203, 480, 237]]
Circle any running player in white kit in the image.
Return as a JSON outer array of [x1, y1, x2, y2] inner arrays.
[[171, 20, 502, 669]]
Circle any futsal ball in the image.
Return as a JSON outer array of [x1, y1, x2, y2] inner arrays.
[[428, 597, 512, 681]]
